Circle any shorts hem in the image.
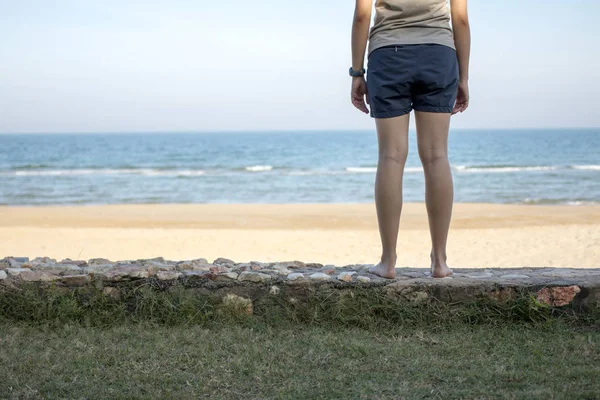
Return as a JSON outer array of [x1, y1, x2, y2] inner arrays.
[[413, 105, 453, 113], [370, 106, 413, 119]]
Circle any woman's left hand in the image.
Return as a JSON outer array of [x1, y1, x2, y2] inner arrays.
[[351, 76, 370, 114]]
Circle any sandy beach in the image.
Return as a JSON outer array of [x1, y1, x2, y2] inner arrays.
[[0, 203, 599, 268]]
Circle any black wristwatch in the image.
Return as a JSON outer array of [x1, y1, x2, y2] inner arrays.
[[349, 67, 366, 77]]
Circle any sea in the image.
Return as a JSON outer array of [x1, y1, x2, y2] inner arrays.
[[0, 129, 598, 206]]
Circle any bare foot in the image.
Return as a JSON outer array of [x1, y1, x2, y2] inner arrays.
[[431, 263, 453, 278], [368, 262, 396, 279]]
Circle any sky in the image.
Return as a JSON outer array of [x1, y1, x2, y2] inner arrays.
[[1, 0, 599, 133]]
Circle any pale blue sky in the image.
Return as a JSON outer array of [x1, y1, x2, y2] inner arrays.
[[1, 0, 599, 133]]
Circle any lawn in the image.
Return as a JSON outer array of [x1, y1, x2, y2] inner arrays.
[[1, 321, 598, 399]]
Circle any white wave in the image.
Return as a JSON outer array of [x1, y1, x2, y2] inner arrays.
[[571, 165, 600, 171], [138, 169, 205, 177], [3, 168, 205, 177], [290, 166, 423, 175], [174, 170, 205, 176], [344, 166, 427, 173], [405, 167, 423, 173], [455, 166, 558, 173], [245, 165, 273, 172], [522, 198, 598, 206], [345, 167, 376, 173], [13, 169, 97, 176]]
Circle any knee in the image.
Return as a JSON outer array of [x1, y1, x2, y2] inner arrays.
[[378, 148, 408, 166], [418, 148, 448, 166]]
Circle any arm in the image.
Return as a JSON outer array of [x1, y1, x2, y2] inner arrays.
[[352, 0, 372, 72], [350, 0, 373, 114], [450, 0, 470, 113]]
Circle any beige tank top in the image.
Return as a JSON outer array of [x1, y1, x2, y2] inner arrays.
[[368, 0, 455, 55]]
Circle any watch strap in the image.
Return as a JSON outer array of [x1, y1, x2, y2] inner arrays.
[[349, 67, 366, 77]]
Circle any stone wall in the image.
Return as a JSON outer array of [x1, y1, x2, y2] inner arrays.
[[2, 256, 599, 313]]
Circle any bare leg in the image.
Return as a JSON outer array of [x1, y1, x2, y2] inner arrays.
[[415, 111, 454, 278], [368, 114, 410, 279]]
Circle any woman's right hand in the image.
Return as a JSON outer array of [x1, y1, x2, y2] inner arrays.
[[452, 80, 469, 114], [351, 76, 370, 114]]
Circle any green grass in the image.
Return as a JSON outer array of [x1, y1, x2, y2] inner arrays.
[[0, 321, 598, 399], [0, 284, 598, 398]]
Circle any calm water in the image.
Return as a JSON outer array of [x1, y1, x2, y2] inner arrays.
[[0, 129, 599, 205]]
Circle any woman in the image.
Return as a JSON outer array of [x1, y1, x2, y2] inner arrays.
[[350, 0, 470, 278]]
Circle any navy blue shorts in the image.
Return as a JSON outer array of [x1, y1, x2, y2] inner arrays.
[[366, 44, 459, 118]]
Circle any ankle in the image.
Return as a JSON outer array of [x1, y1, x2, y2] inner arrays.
[[381, 253, 397, 266], [430, 251, 447, 266]]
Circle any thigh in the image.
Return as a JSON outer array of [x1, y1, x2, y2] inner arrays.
[[414, 111, 451, 158], [375, 114, 410, 161]]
